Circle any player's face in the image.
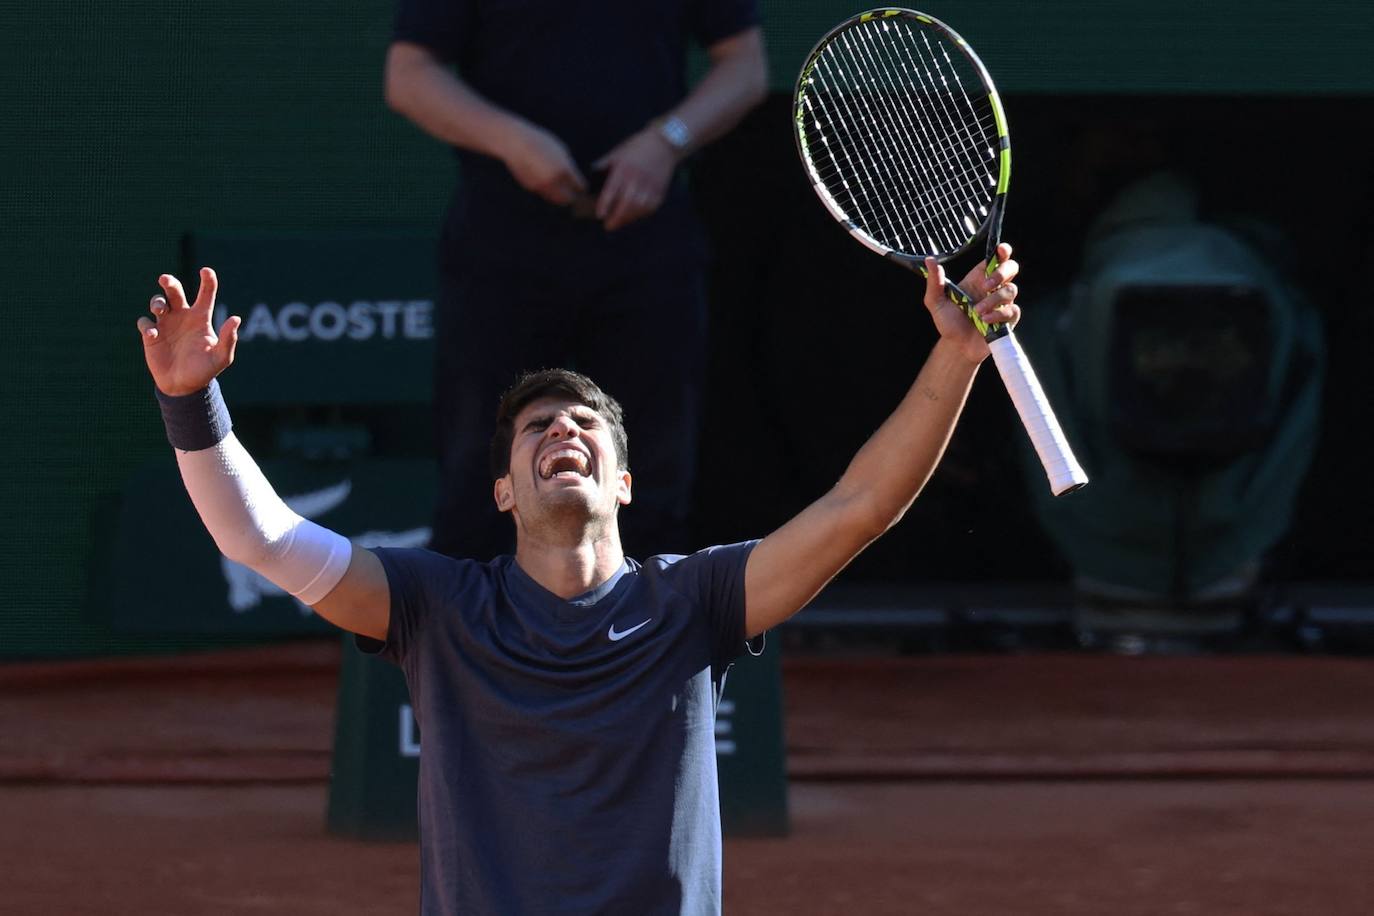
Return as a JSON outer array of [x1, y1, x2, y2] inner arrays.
[[495, 396, 631, 527]]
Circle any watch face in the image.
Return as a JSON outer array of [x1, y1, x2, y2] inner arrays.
[[660, 117, 690, 149]]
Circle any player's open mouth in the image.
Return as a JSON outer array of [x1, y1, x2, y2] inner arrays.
[[538, 448, 592, 480]]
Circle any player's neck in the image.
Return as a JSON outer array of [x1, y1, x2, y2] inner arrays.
[[513, 530, 626, 600]]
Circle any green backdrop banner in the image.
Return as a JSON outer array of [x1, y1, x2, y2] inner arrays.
[[4, 0, 1370, 658], [185, 230, 438, 406], [756, 0, 1374, 96]]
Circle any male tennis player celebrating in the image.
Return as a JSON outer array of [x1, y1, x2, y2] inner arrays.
[[137, 245, 1019, 915]]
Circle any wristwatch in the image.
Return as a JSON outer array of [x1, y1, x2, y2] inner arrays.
[[655, 115, 692, 154]]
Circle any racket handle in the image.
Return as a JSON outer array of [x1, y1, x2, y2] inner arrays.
[[987, 332, 1088, 496]]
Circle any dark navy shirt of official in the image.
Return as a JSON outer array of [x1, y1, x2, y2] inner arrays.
[[391, 0, 760, 273]]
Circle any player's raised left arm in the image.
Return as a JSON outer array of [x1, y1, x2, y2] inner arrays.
[[138, 269, 392, 642], [742, 246, 1020, 638]]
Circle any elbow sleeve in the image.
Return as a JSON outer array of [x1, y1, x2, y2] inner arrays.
[[177, 434, 353, 606]]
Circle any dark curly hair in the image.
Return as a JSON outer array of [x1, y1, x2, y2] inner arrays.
[[488, 369, 629, 480]]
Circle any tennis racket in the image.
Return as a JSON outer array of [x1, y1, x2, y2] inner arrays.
[[793, 7, 1088, 496]]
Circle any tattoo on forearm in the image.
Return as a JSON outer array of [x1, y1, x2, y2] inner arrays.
[[919, 386, 939, 402]]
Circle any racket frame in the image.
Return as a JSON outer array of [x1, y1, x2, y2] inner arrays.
[[792, 7, 1088, 496]]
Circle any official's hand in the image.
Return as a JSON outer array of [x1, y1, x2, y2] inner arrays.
[[137, 268, 241, 396], [592, 128, 677, 232], [503, 122, 588, 206], [922, 242, 1020, 365]]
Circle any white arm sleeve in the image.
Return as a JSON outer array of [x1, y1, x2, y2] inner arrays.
[[175, 433, 353, 606]]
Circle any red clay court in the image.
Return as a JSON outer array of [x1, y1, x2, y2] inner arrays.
[[4, 642, 1374, 915]]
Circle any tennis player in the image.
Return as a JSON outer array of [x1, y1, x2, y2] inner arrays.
[[137, 245, 1019, 915]]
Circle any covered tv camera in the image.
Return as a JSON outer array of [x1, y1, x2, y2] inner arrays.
[[1016, 173, 1325, 612]]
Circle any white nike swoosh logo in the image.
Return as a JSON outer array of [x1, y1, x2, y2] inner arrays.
[[608, 618, 652, 642]]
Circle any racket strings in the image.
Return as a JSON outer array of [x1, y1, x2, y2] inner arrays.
[[853, 25, 986, 213], [836, 29, 969, 248], [806, 83, 990, 255], [813, 49, 932, 250], [807, 53, 936, 250], [807, 94, 974, 252], [850, 22, 994, 245], [854, 21, 996, 238], [800, 18, 1000, 257], [905, 26, 996, 191], [853, 24, 992, 250], [901, 26, 998, 213]]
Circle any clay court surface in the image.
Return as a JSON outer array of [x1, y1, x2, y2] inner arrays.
[[4, 641, 1374, 915]]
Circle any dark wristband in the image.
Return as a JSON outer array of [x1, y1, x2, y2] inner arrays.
[[155, 379, 233, 451]]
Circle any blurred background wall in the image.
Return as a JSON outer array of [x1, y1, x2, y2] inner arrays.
[[2, 0, 1370, 658]]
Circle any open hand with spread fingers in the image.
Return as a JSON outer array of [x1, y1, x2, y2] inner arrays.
[[137, 267, 241, 397]]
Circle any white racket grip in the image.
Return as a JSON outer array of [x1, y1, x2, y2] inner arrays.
[[987, 332, 1088, 496]]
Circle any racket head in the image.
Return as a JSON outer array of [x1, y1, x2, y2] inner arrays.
[[793, 8, 1010, 270]]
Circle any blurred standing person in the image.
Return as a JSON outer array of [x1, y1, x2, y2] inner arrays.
[[384, 0, 768, 561]]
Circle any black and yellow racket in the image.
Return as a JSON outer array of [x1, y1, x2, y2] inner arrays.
[[794, 7, 1088, 496]]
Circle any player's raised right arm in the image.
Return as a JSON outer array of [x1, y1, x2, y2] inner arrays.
[[138, 268, 390, 641], [741, 249, 1021, 639]]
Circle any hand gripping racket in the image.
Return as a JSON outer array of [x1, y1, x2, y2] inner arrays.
[[793, 7, 1088, 495]]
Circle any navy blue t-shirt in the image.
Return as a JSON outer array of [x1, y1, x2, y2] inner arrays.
[[364, 541, 759, 915], [391, 0, 760, 272]]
